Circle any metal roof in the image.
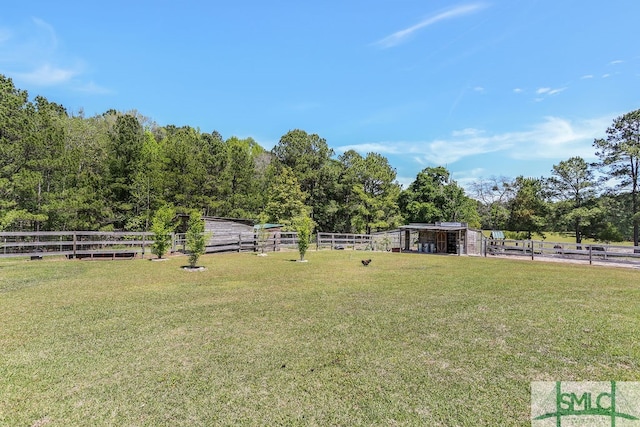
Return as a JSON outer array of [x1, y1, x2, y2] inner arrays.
[[254, 223, 283, 230], [399, 222, 469, 231]]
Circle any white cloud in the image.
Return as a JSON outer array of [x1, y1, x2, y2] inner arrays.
[[336, 114, 616, 166], [547, 87, 566, 95], [602, 73, 611, 78], [535, 86, 567, 99], [609, 60, 624, 65], [581, 74, 594, 79], [473, 86, 485, 92], [14, 63, 78, 86], [373, 3, 488, 49], [513, 88, 523, 93], [501, 115, 614, 160], [0, 18, 106, 92]]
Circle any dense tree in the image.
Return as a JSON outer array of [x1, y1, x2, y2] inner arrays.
[[507, 177, 548, 239], [263, 166, 309, 228], [339, 151, 403, 234], [271, 129, 335, 230], [5, 74, 640, 243], [0, 76, 36, 230], [399, 166, 480, 227], [223, 137, 264, 218], [105, 113, 146, 229], [593, 109, 640, 246], [546, 157, 598, 244]]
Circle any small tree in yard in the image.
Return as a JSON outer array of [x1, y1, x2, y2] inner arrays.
[[186, 210, 206, 268], [293, 214, 314, 261], [150, 205, 176, 259]]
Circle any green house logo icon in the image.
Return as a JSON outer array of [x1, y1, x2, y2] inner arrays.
[[532, 382, 640, 426]]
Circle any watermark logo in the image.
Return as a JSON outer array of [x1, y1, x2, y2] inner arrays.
[[531, 381, 640, 426]]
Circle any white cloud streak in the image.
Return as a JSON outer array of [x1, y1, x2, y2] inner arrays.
[[15, 63, 79, 86], [373, 3, 487, 49], [336, 115, 616, 165]]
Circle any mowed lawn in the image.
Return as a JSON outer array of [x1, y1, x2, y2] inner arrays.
[[1, 251, 639, 426]]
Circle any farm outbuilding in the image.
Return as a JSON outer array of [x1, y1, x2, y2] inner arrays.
[[202, 217, 256, 252], [398, 222, 483, 255], [254, 223, 284, 252], [176, 216, 256, 253]]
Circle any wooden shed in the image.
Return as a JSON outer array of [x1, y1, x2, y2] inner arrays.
[[177, 216, 256, 253], [203, 217, 255, 252], [254, 223, 283, 252], [398, 222, 482, 255]]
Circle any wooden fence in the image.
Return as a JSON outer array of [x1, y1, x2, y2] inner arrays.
[[0, 231, 153, 259], [0, 230, 394, 259], [316, 231, 400, 251], [486, 239, 640, 265]]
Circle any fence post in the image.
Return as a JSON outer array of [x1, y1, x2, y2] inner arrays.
[[589, 245, 592, 265], [73, 233, 77, 258], [531, 240, 534, 260]]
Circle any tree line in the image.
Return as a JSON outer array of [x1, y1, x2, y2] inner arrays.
[[1, 75, 639, 244]]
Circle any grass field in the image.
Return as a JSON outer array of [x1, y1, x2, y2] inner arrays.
[[1, 251, 639, 426]]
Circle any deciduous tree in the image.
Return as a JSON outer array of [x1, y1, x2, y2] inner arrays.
[[399, 166, 480, 227], [507, 176, 548, 239]]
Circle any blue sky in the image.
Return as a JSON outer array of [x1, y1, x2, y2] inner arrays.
[[2, 1, 639, 189]]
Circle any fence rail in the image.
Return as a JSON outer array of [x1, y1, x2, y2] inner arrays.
[[316, 231, 399, 251], [0, 231, 154, 259], [6, 231, 637, 268], [486, 239, 640, 265]]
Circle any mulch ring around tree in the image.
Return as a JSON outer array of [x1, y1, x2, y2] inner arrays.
[[181, 266, 207, 272]]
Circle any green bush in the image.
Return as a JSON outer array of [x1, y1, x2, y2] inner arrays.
[[186, 210, 206, 267], [150, 205, 176, 259], [294, 214, 314, 261]]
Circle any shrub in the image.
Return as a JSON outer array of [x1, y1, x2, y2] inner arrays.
[[150, 205, 176, 259], [186, 210, 206, 267], [293, 214, 314, 261]]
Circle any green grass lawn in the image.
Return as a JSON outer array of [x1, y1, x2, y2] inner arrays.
[[1, 251, 639, 426]]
